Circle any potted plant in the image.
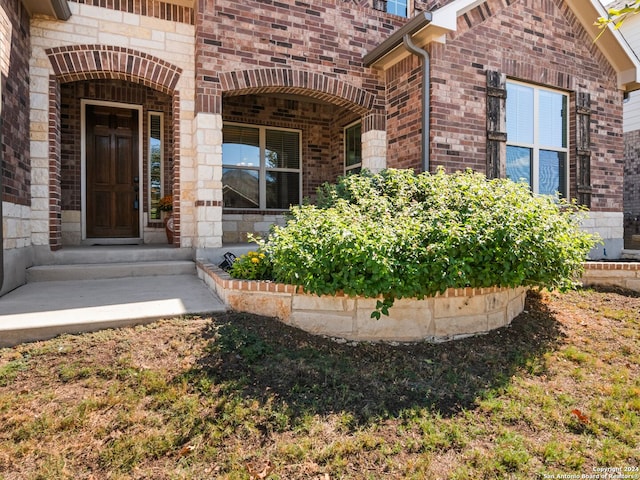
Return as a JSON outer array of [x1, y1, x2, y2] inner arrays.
[[158, 194, 174, 244]]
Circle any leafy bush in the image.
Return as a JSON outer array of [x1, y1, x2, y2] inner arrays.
[[229, 250, 273, 281], [262, 169, 599, 317]]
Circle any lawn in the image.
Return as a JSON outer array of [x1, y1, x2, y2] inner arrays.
[[0, 287, 639, 479]]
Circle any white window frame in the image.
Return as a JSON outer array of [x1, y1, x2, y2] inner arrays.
[[344, 120, 362, 174], [148, 111, 164, 223], [222, 122, 303, 211], [506, 80, 570, 198]]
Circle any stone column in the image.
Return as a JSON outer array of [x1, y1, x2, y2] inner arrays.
[[192, 112, 224, 253], [361, 113, 387, 172]]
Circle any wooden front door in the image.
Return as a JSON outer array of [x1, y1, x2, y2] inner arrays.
[[86, 104, 140, 239]]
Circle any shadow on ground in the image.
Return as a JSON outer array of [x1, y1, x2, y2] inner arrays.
[[189, 291, 564, 424]]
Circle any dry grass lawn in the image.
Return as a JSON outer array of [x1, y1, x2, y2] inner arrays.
[[0, 287, 639, 479]]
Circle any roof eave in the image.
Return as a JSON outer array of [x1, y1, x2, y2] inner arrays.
[[21, 0, 71, 20], [558, 0, 640, 92], [364, 12, 433, 68]]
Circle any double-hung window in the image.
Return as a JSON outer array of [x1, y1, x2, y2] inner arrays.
[[506, 81, 568, 198], [222, 123, 301, 210], [344, 121, 362, 174]]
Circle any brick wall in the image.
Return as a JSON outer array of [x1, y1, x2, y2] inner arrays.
[[195, 0, 403, 115], [0, 0, 30, 206], [60, 80, 173, 218], [67, 0, 194, 24], [385, 56, 424, 171], [385, 0, 624, 212]]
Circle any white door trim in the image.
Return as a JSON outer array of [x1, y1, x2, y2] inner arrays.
[[81, 99, 144, 243]]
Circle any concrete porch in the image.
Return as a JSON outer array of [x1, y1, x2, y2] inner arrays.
[[0, 244, 256, 348]]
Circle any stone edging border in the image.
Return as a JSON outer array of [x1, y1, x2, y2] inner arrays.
[[196, 260, 528, 343], [582, 261, 640, 291]]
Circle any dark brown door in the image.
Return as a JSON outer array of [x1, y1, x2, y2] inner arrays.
[[86, 105, 139, 238]]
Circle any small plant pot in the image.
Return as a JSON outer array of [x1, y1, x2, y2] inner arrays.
[[164, 214, 174, 244]]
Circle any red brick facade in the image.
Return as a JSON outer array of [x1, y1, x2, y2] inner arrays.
[[67, 0, 194, 24], [385, 0, 624, 212], [0, 0, 633, 255], [1, 0, 31, 206], [195, 0, 404, 116]]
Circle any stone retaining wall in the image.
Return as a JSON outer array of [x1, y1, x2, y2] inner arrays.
[[196, 261, 528, 343], [582, 262, 640, 292]]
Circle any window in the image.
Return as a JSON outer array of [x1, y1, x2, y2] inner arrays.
[[344, 121, 362, 174], [222, 123, 301, 210], [148, 112, 163, 221], [386, 0, 408, 17], [506, 81, 568, 198]]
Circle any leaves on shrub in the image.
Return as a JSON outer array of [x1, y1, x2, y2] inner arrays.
[[245, 169, 600, 317]]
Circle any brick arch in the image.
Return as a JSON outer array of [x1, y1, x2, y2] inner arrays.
[[45, 45, 182, 94], [219, 68, 375, 115]]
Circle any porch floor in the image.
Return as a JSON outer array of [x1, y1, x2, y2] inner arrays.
[[0, 244, 262, 347]]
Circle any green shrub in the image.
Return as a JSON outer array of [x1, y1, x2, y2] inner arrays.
[[229, 250, 273, 281], [262, 169, 599, 317], [228, 169, 599, 317]]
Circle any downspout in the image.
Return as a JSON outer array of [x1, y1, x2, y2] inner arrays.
[[402, 34, 430, 173]]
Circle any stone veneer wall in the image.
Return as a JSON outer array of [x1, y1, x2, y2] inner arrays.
[[196, 261, 528, 343], [28, 1, 196, 248], [582, 261, 640, 291], [1, 0, 32, 295], [222, 213, 287, 244]]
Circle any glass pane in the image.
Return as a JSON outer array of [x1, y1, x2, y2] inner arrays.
[[507, 146, 532, 187], [149, 114, 162, 220], [506, 83, 534, 144], [539, 150, 566, 197], [345, 123, 362, 168], [386, 0, 408, 16], [539, 90, 567, 148], [265, 129, 300, 169], [223, 125, 260, 167], [266, 171, 300, 209], [222, 167, 259, 208]]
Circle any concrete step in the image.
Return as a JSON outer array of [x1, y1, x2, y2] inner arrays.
[[33, 245, 193, 266], [621, 249, 640, 260], [27, 260, 196, 282]]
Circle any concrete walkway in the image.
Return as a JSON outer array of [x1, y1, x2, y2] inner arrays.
[[0, 274, 227, 347]]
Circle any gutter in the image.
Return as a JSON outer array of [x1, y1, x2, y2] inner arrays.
[[402, 34, 430, 173], [363, 11, 432, 67], [20, 0, 71, 20], [51, 0, 72, 20], [364, 12, 433, 173]]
